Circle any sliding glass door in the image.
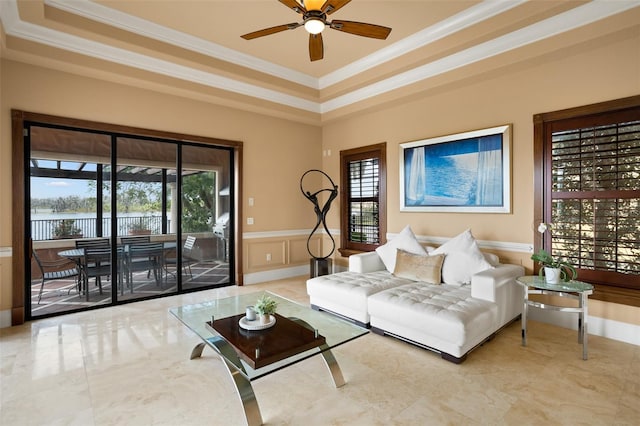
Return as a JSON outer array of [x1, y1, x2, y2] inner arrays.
[[29, 126, 114, 315], [116, 136, 178, 301], [26, 121, 234, 319], [181, 144, 232, 290]]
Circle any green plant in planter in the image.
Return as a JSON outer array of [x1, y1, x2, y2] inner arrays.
[[52, 219, 82, 239], [253, 294, 278, 316], [128, 216, 152, 234], [531, 249, 577, 282]]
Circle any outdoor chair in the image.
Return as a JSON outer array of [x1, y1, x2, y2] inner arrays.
[[120, 236, 151, 245], [75, 238, 110, 248], [126, 242, 164, 289], [164, 236, 196, 280], [76, 238, 111, 288], [33, 250, 79, 304], [82, 246, 124, 300], [121, 236, 153, 277]]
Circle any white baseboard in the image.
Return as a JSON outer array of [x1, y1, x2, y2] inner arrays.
[[528, 306, 640, 346], [333, 264, 347, 273], [243, 262, 347, 285], [0, 309, 11, 328], [243, 265, 310, 285]]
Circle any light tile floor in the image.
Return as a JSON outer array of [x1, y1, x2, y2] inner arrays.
[[1, 276, 639, 425]]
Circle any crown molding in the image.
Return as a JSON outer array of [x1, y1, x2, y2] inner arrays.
[[46, 0, 526, 92], [318, 0, 526, 89], [320, 0, 640, 113], [0, 0, 320, 113], [46, 0, 319, 89], [2, 1, 639, 117]]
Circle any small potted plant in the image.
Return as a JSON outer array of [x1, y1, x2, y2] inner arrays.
[[533, 222, 577, 283], [127, 216, 152, 235], [531, 249, 577, 284], [52, 219, 83, 239], [253, 294, 278, 324]]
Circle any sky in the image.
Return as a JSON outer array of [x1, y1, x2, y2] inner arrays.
[[30, 177, 92, 199], [30, 159, 95, 199]]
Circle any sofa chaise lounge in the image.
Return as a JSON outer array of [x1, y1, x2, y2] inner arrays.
[[307, 227, 525, 363]]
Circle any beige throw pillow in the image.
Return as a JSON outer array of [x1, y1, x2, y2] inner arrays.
[[393, 249, 445, 284], [375, 225, 427, 272]]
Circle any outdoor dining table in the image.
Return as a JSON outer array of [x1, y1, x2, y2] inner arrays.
[[58, 241, 177, 298]]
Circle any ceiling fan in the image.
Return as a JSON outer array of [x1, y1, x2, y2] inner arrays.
[[241, 0, 392, 62]]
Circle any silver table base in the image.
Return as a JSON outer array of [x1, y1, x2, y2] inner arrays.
[[189, 329, 346, 426]]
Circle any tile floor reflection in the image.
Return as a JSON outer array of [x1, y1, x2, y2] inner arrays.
[[2, 276, 639, 425]]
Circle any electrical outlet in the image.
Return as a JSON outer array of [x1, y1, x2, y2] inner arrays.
[[266, 253, 271, 261], [247, 217, 254, 225]]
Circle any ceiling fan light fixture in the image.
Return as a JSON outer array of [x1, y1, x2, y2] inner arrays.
[[302, 0, 325, 11], [304, 18, 325, 34]]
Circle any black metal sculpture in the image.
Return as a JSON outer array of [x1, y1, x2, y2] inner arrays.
[[300, 169, 338, 260]]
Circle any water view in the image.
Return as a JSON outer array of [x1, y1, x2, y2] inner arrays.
[[31, 211, 164, 241]]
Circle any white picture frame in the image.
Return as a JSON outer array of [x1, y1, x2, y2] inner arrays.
[[399, 124, 512, 213]]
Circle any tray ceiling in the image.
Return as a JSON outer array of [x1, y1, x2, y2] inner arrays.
[[1, 0, 639, 124]]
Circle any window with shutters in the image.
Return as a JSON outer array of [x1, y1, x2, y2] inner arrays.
[[534, 96, 640, 306], [339, 143, 386, 256]]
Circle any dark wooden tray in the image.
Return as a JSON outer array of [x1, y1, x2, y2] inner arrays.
[[206, 313, 326, 369]]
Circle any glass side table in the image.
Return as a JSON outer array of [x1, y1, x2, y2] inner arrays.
[[515, 275, 594, 360]]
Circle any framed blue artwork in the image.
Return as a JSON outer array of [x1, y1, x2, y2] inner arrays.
[[399, 124, 511, 213]]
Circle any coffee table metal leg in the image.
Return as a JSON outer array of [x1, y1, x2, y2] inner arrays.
[[190, 342, 206, 359], [318, 345, 345, 387], [222, 358, 263, 426], [189, 340, 263, 426], [288, 317, 347, 388]]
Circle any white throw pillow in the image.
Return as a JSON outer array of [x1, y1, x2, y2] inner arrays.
[[483, 252, 501, 266], [432, 229, 493, 285], [375, 225, 427, 272]]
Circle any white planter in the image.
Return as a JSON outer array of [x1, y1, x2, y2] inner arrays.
[[544, 267, 562, 284]]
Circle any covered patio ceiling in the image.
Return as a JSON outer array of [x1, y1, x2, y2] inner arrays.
[[29, 125, 230, 182]]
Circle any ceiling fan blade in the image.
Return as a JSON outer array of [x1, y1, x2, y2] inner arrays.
[[322, 0, 351, 15], [330, 20, 391, 39], [279, 0, 306, 14], [309, 33, 324, 61], [241, 23, 300, 40]]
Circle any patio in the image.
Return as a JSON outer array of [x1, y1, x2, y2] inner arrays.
[[31, 258, 231, 317]]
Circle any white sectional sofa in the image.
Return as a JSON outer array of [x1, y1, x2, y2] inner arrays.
[[307, 227, 525, 363]]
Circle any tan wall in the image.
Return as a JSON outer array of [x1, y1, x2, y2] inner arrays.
[[0, 59, 322, 312], [320, 27, 640, 325], [1, 24, 640, 327], [244, 235, 319, 272]]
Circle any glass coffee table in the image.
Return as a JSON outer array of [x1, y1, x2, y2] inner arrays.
[[515, 275, 594, 360], [169, 292, 368, 426]]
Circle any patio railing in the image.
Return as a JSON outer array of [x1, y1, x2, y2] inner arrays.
[[31, 216, 167, 241]]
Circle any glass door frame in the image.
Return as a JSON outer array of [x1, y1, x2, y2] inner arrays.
[[11, 110, 243, 325]]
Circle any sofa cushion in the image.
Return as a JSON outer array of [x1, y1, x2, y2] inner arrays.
[[375, 225, 427, 272], [432, 229, 493, 285], [368, 282, 498, 348], [307, 270, 414, 323], [393, 250, 444, 284]]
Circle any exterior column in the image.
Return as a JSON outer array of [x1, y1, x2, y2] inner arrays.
[[169, 182, 178, 234]]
